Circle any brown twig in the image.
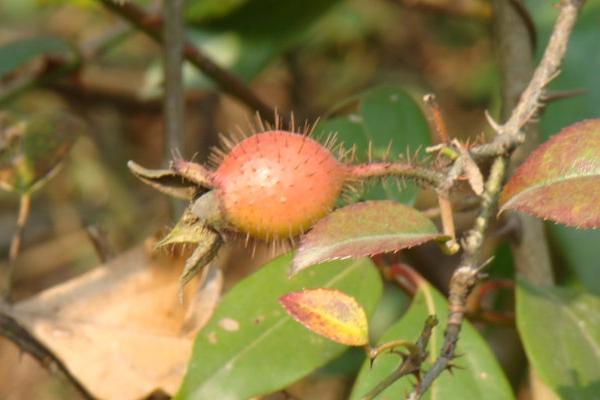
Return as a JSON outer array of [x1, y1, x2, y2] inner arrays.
[[406, 1, 585, 398], [85, 225, 115, 263], [8, 194, 31, 263], [2, 194, 32, 299], [163, 0, 187, 219], [362, 316, 438, 400], [0, 306, 94, 399], [0, 54, 81, 105], [96, 0, 276, 123]]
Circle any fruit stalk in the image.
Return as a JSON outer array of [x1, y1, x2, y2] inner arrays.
[[348, 162, 444, 188]]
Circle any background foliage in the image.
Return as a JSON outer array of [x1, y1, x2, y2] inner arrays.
[[0, 0, 598, 399]]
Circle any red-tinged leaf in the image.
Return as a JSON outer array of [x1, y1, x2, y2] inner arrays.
[[279, 288, 369, 346], [292, 201, 444, 274], [500, 119, 600, 228]]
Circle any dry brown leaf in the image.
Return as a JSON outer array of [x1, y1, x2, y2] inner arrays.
[[182, 262, 223, 336], [7, 245, 222, 400]]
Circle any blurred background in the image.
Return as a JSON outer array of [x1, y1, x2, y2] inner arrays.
[[0, 0, 599, 399]]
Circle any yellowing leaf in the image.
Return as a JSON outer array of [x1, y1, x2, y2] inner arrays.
[[500, 119, 600, 228], [280, 288, 369, 346]]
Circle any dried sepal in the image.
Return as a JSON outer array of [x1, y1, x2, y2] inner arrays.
[[171, 158, 214, 188], [179, 227, 223, 301], [191, 190, 226, 230], [127, 160, 204, 200], [155, 206, 205, 249]]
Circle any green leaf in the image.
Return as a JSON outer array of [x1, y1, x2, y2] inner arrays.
[[0, 36, 74, 81], [550, 226, 600, 295], [499, 119, 600, 228], [176, 255, 382, 400], [517, 279, 600, 400], [350, 281, 514, 400], [316, 85, 431, 204], [280, 288, 369, 346], [0, 111, 80, 194], [142, 0, 342, 95], [360, 86, 431, 154], [293, 201, 443, 274]]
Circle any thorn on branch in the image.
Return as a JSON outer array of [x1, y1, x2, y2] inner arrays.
[[542, 88, 586, 104], [484, 110, 502, 134], [361, 315, 438, 400]]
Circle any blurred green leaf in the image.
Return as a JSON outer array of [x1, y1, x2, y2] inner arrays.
[[551, 226, 600, 295], [517, 279, 600, 400], [176, 254, 382, 400], [316, 85, 432, 204], [531, 1, 600, 141], [186, 0, 249, 20], [350, 280, 513, 400], [360, 86, 431, 154], [143, 0, 343, 95], [187, 0, 341, 35], [0, 36, 75, 81], [0, 111, 80, 194]]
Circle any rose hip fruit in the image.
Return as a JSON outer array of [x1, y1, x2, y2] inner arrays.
[[213, 130, 347, 239]]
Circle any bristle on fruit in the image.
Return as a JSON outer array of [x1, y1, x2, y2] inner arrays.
[[213, 130, 348, 240]]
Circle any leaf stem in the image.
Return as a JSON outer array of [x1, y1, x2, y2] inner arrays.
[[367, 339, 418, 362], [362, 316, 437, 400], [348, 163, 444, 189]]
